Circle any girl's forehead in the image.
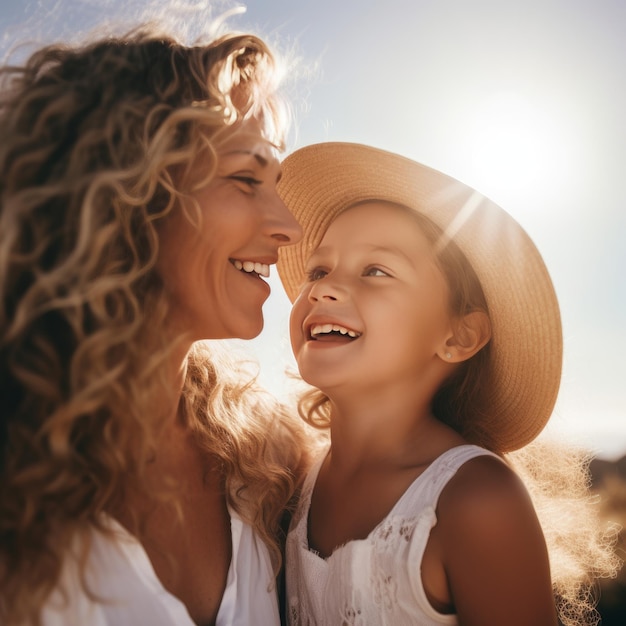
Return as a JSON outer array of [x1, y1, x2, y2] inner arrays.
[[314, 202, 435, 261], [323, 201, 427, 240]]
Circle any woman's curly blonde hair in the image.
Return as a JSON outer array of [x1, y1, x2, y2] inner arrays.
[[0, 24, 301, 625], [180, 342, 310, 571]]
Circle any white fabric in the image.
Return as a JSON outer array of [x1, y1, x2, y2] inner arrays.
[[217, 506, 281, 626], [39, 507, 280, 626], [286, 444, 499, 626]]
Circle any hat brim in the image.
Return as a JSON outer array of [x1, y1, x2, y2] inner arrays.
[[277, 142, 562, 453]]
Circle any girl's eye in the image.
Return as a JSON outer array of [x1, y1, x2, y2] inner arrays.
[[364, 267, 389, 277], [306, 267, 327, 281]]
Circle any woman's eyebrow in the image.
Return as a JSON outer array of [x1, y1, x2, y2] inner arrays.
[[221, 149, 283, 183], [222, 149, 269, 167]]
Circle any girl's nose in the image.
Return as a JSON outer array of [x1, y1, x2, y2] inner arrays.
[[308, 276, 345, 302]]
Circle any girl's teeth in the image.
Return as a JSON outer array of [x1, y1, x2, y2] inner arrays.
[[311, 323, 360, 338]]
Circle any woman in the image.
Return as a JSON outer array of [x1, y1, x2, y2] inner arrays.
[[0, 21, 308, 626]]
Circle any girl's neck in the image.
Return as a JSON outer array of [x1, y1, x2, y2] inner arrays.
[[324, 385, 462, 474]]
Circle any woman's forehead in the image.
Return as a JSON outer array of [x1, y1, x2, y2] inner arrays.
[[217, 117, 281, 161]]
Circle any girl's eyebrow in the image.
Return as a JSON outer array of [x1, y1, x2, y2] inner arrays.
[[308, 243, 415, 267], [307, 245, 416, 270], [366, 244, 414, 264], [306, 245, 331, 261]]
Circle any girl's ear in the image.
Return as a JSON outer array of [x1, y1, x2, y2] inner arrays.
[[439, 311, 491, 363]]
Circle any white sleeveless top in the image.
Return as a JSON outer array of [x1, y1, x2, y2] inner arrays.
[[285, 444, 499, 626], [40, 506, 280, 626]]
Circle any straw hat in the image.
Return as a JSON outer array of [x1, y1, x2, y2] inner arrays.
[[276, 142, 562, 453]]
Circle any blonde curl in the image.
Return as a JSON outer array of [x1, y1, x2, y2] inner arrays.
[[0, 24, 291, 625]]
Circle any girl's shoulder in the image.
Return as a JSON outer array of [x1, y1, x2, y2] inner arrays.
[[428, 452, 556, 624], [430, 449, 549, 585], [437, 451, 535, 532], [440, 454, 549, 563]]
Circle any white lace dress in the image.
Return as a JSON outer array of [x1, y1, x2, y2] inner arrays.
[[285, 444, 498, 626]]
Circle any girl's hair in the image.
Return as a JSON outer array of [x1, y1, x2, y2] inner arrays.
[[296, 200, 620, 626], [0, 24, 291, 624]]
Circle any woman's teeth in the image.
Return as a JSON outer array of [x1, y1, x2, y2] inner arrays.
[[232, 260, 270, 277]]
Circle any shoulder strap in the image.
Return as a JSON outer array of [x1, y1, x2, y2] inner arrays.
[[391, 445, 500, 517]]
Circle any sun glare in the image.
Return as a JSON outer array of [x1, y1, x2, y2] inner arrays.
[[465, 92, 575, 210]]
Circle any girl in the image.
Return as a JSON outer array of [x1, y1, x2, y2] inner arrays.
[[276, 142, 619, 625]]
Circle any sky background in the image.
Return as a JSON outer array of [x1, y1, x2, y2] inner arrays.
[[1, 0, 624, 459]]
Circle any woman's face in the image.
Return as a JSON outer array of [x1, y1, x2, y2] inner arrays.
[[157, 117, 302, 341]]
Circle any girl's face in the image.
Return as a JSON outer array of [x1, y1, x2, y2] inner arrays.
[[290, 202, 454, 396], [157, 117, 302, 341]]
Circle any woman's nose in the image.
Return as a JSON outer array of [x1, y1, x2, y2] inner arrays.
[[267, 195, 303, 244]]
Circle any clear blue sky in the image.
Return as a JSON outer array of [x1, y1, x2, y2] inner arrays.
[[2, 0, 624, 458]]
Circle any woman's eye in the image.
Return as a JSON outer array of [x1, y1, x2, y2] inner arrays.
[[230, 175, 262, 188], [364, 267, 389, 277], [306, 267, 327, 281]]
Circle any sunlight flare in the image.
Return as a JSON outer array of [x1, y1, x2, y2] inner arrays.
[[467, 92, 576, 209]]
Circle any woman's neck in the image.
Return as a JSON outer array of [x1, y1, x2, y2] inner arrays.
[[112, 340, 195, 525]]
